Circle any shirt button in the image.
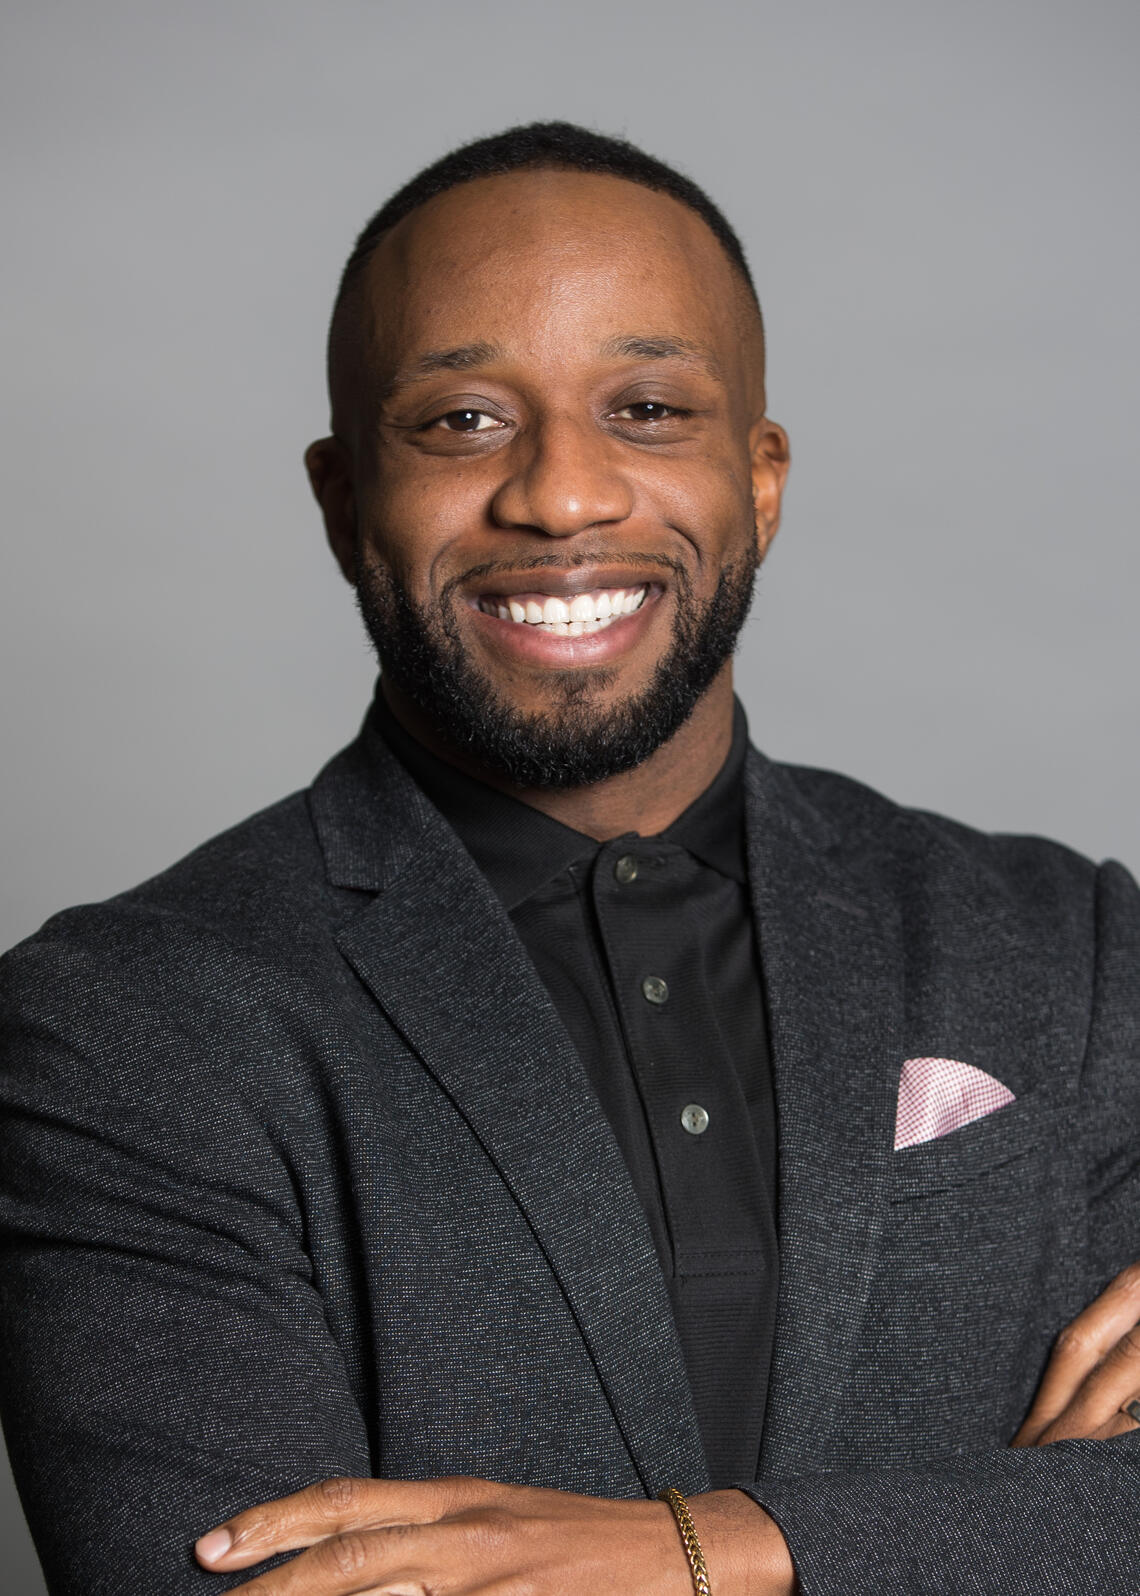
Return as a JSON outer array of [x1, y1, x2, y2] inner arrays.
[[641, 975, 669, 1005], [614, 854, 639, 885], [681, 1103, 710, 1135]]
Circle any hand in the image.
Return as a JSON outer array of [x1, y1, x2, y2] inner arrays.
[[1012, 1262, 1140, 1445], [194, 1475, 797, 1595]]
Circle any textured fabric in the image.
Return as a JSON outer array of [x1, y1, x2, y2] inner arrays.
[[2, 688, 1139, 1594], [374, 693, 778, 1486], [751, 1443, 1137, 1595], [894, 1056, 1017, 1149]]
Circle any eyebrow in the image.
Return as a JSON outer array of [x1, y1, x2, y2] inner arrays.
[[380, 342, 504, 401], [601, 334, 723, 380], [378, 331, 722, 403]]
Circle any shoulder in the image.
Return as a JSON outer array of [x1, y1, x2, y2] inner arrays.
[[0, 732, 404, 1067], [2, 788, 326, 978], [2, 718, 423, 978], [754, 749, 1138, 954], [753, 753, 1140, 1119], [0, 724, 429, 1087], [0, 793, 338, 1098]]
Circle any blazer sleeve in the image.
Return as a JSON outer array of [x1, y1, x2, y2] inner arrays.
[[743, 857, 1140, 1596], [0, 915, 372, 1596]]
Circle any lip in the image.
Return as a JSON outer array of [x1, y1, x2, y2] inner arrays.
[[467, 581, 665, 669], [461, 564, 671, 602]]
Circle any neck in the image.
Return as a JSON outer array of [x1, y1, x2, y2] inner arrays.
[[382, 668, 737, 841]]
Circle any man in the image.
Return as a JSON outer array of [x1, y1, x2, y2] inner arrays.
[[1, 121, 1138, 1595]]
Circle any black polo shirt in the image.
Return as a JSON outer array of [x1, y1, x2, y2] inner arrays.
[[375, 695, 779, 1486]]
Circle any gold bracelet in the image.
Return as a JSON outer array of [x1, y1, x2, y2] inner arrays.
[[658, 1486, 712, 1596]]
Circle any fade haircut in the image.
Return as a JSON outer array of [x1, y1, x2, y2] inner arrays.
[[327, 120, 762, 425]]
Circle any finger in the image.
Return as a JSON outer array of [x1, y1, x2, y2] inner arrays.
[[1012, 1262, 1140, 1445], [224, 1518, 501, 1596], [1097, 1411, 1140, 1440], [1034, 1321, 1140, 1445], [223, 1523, 423, 1596], [195, 1475, 469, 1571]]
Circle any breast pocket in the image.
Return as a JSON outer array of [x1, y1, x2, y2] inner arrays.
[[889, 1089, 1068, 1199], [854, 1090, 1080, 1465]]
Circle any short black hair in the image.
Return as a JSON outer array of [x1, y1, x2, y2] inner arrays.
[[331, 121, 759, 361], [336, 121, 757, 306]]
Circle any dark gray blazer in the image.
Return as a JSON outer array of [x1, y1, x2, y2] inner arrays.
[[2, 702, 1139, 1594]]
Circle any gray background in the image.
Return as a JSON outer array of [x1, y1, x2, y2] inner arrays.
[[1, 1, 1136, 1588]]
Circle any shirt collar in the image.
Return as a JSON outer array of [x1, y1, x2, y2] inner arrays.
[[369, 687, 750, 911]]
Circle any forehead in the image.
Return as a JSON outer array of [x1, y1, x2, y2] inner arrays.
[[359, 169, 749, 365]]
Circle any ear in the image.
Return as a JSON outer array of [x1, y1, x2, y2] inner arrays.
[[748, 418, 791, 560], [304, 436, 357, 584]]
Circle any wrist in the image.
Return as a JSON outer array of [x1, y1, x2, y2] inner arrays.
[[686, 1489, 797, 1596]]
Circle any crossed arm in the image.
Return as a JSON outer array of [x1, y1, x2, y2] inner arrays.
[[6, 866, 1139, 1595], [190, 1266, 1140, 1596]]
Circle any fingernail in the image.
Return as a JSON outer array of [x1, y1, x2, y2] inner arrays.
[[196, 1527, 233, 1563]]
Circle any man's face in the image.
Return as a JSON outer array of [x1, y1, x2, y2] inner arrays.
[[312, 169, 789, 787]]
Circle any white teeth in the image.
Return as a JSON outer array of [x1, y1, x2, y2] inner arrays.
[[479, 585, 647, 632]]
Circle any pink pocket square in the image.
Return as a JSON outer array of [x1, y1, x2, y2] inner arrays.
[[894, 1057, 1016, 1150]]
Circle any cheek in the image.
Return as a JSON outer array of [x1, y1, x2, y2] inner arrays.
[[358, 465, 492, 587], [641, 456, 755, 560]]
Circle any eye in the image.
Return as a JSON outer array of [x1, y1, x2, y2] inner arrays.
[[432, 409, 502, 433], [612, 400, 685, 422]]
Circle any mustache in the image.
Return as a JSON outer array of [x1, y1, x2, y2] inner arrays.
[[440, 551, 688, 600]]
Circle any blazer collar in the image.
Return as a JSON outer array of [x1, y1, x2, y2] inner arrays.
[[743, 747, 903, 1476], [307, 705, 434, 893], [308, 711, 710, 1497]]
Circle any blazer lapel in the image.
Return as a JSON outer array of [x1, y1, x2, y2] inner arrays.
[[310, 728, 708, 1497], [744, 751, 904, 1476]]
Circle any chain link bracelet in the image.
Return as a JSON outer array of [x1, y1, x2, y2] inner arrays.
[[658, 1486, 712, 1596]]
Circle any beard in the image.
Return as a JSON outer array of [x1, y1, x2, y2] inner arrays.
[[356, 546, 759, 791]]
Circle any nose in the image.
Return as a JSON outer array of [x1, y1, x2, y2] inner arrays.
[[489, 416, 634, 537]]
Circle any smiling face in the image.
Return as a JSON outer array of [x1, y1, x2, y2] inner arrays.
[[308, 168, 789, 791]]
